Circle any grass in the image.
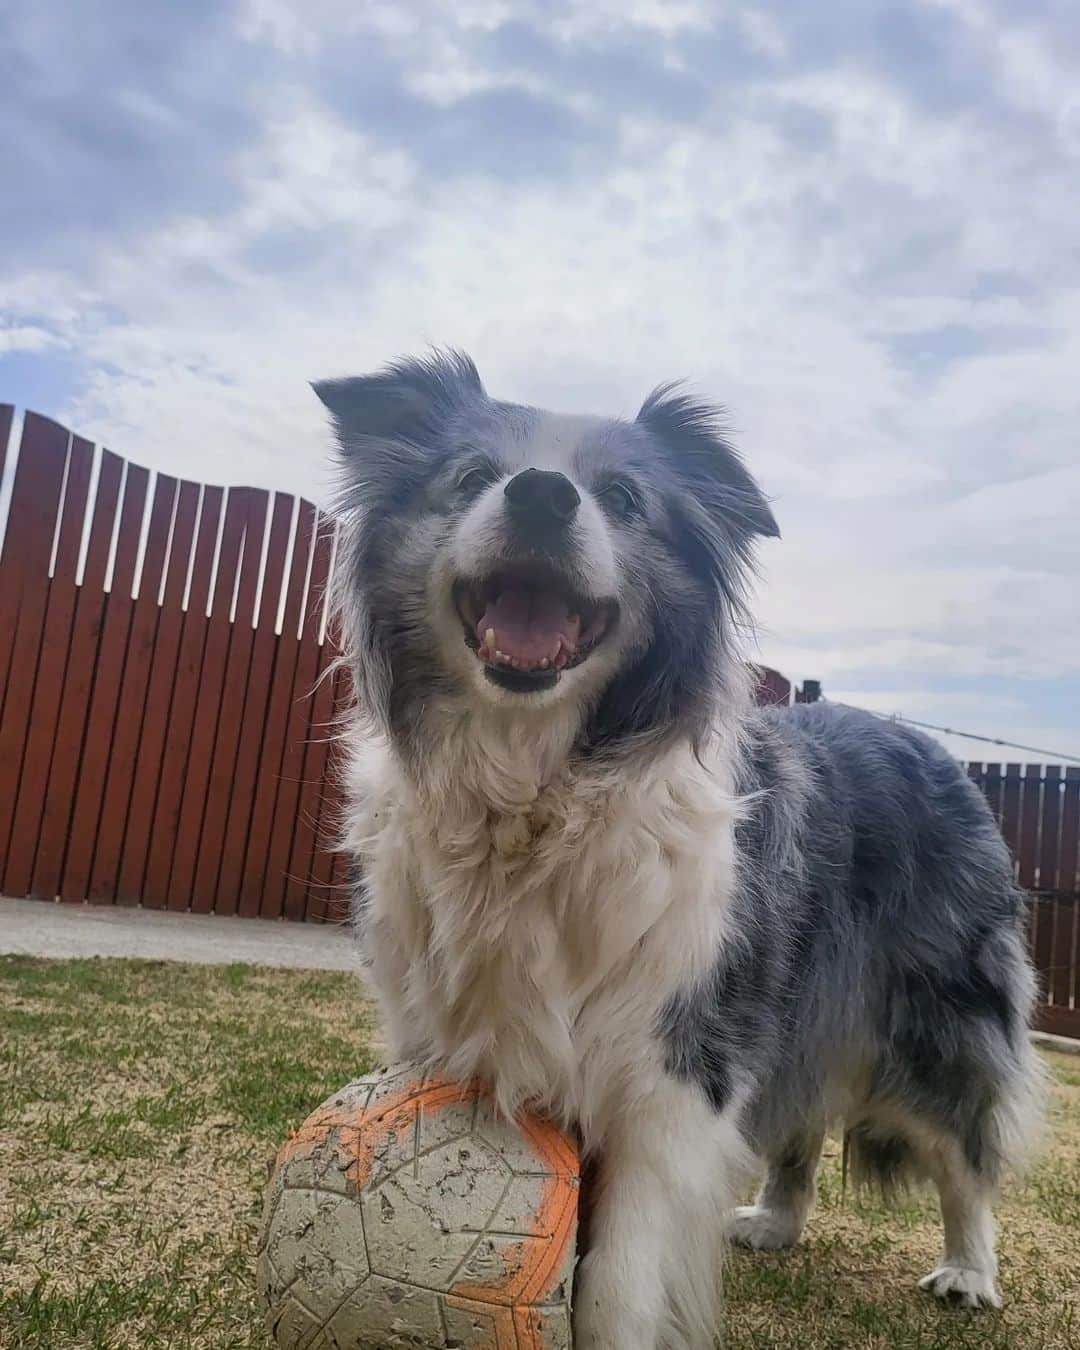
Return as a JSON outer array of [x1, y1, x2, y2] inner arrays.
[[1, 954, 1077, 1349], [725, 1055, 1080, 1349], [0, 955, 380, 1350]]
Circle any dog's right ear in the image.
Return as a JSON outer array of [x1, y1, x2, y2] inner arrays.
[[313, 350, 484, 458]]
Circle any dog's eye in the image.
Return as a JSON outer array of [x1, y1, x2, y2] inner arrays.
[[596, 481, 641, 520], [456, 465, 499, 498]]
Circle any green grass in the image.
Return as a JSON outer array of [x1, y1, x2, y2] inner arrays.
[[0, 955, 379, 1349], [1, 953, 1078, 1348]]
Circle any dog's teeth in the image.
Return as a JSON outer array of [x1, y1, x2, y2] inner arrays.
[[540, 657, 549, 669], [483, 627, 496, 652]]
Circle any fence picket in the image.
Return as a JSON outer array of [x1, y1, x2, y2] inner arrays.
[[142, 485, 224, 907], [1001, 764, 1022, 868], [983, 763, 1003, 827], [264, 515, 334, 920], [29, 449, 124, 899], [282, 633, 339, 922], [1038, 765, 1062, 894], [116, 481, 200, 903], [186, 488, 270, 913], [163, 488, 246, 910], [60, 464, 150, 902], [0, 403, 11, 482], [88, 475, 179, 901], [1059, 769, 1080, 900], [0, 416, 69, 867], [0, 404, 16, 696], [1018, 765, 1041, 890], [1032, 894, 1055, 998], [1049, 898, 1074, 1010], [209, 492, 294, 914], [2, 434, 93, 893]]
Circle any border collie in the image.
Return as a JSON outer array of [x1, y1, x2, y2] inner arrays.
[[316, 352, 1042, 1349]]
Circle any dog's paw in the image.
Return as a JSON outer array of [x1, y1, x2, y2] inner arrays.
[[918, 1264, 1002, 1310], [729, 1204, 802, 1250]]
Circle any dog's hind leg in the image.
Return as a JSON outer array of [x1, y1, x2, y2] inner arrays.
[[848, 1110, 1004, 1309], [882, 924, 1041, 1308], [729, 1125, 825, 1250], [918, 1135, 1002, 1309]]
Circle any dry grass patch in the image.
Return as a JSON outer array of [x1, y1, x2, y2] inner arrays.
[[726, 1049, 1080, 1349], [0, 955, 378, 1349], [1, 954, 1077, 1348]]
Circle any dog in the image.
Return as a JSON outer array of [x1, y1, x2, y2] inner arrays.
[[316, 352, 1043, 1349]]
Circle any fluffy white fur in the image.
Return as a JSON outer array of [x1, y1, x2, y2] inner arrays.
[[344, 709, 753, 1348]]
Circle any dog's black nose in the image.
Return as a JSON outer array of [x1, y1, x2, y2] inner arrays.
[[504, 469, 580, 528]]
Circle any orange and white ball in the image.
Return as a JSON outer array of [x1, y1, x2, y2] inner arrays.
[[257, 1064, 581, 1349]]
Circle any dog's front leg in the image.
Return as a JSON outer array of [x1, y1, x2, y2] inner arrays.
[[574, 1080, 744, 1350]]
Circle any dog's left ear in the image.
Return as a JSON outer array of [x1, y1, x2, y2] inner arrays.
[[637, 385, 780, 541]]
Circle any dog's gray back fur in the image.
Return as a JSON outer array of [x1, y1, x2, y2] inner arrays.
[[663, 700, 1040, 1187]]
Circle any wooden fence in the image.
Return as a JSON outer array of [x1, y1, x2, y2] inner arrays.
[[966, 762, 1080, 1039], [0, 409, 1077, 1036], [0, 409, 350, 923]]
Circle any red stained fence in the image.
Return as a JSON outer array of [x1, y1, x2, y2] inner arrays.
[[0, 409, 350, 923], [966, 762, 1080, 1040], [0, 410, 1077, 1038]]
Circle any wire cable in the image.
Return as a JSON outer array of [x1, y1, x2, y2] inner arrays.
[[826, 701, 1080, 765]]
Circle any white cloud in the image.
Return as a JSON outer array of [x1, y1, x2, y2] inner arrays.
[[2, 0, 1078, 758], [0, 325, 64, 354], [546, 0, 715, 40]]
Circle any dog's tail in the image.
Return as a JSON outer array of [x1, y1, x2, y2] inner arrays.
[[843, 1029, 1046, 1204], [844, 1124, 923, 1201]]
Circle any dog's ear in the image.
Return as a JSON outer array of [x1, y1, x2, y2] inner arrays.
[[636, 384, 780, 542], [313, 350, 484, 459]]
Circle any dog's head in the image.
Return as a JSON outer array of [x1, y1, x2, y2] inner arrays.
[[317, 351, 777, 757]]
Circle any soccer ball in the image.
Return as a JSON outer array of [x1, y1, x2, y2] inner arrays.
[[257, 1063, 580, 1349]]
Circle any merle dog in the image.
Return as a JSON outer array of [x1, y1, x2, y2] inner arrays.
[[317, 352, 1042, 1348]]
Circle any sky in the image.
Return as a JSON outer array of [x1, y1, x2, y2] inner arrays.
[[2, 0, 1078, 762]]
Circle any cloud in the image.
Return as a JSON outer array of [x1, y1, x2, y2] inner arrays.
[[0, 1, 269, 269], [0, 325, 63, 355], [1, 0, 1078, 758]]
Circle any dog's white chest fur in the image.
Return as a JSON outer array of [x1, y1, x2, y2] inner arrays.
[[345, 720, 741, 1141]]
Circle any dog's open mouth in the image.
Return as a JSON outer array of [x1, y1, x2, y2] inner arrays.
[[453, 568, 617, 691]]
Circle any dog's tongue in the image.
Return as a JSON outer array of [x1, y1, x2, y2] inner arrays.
[[478, 586, 581, 664]]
